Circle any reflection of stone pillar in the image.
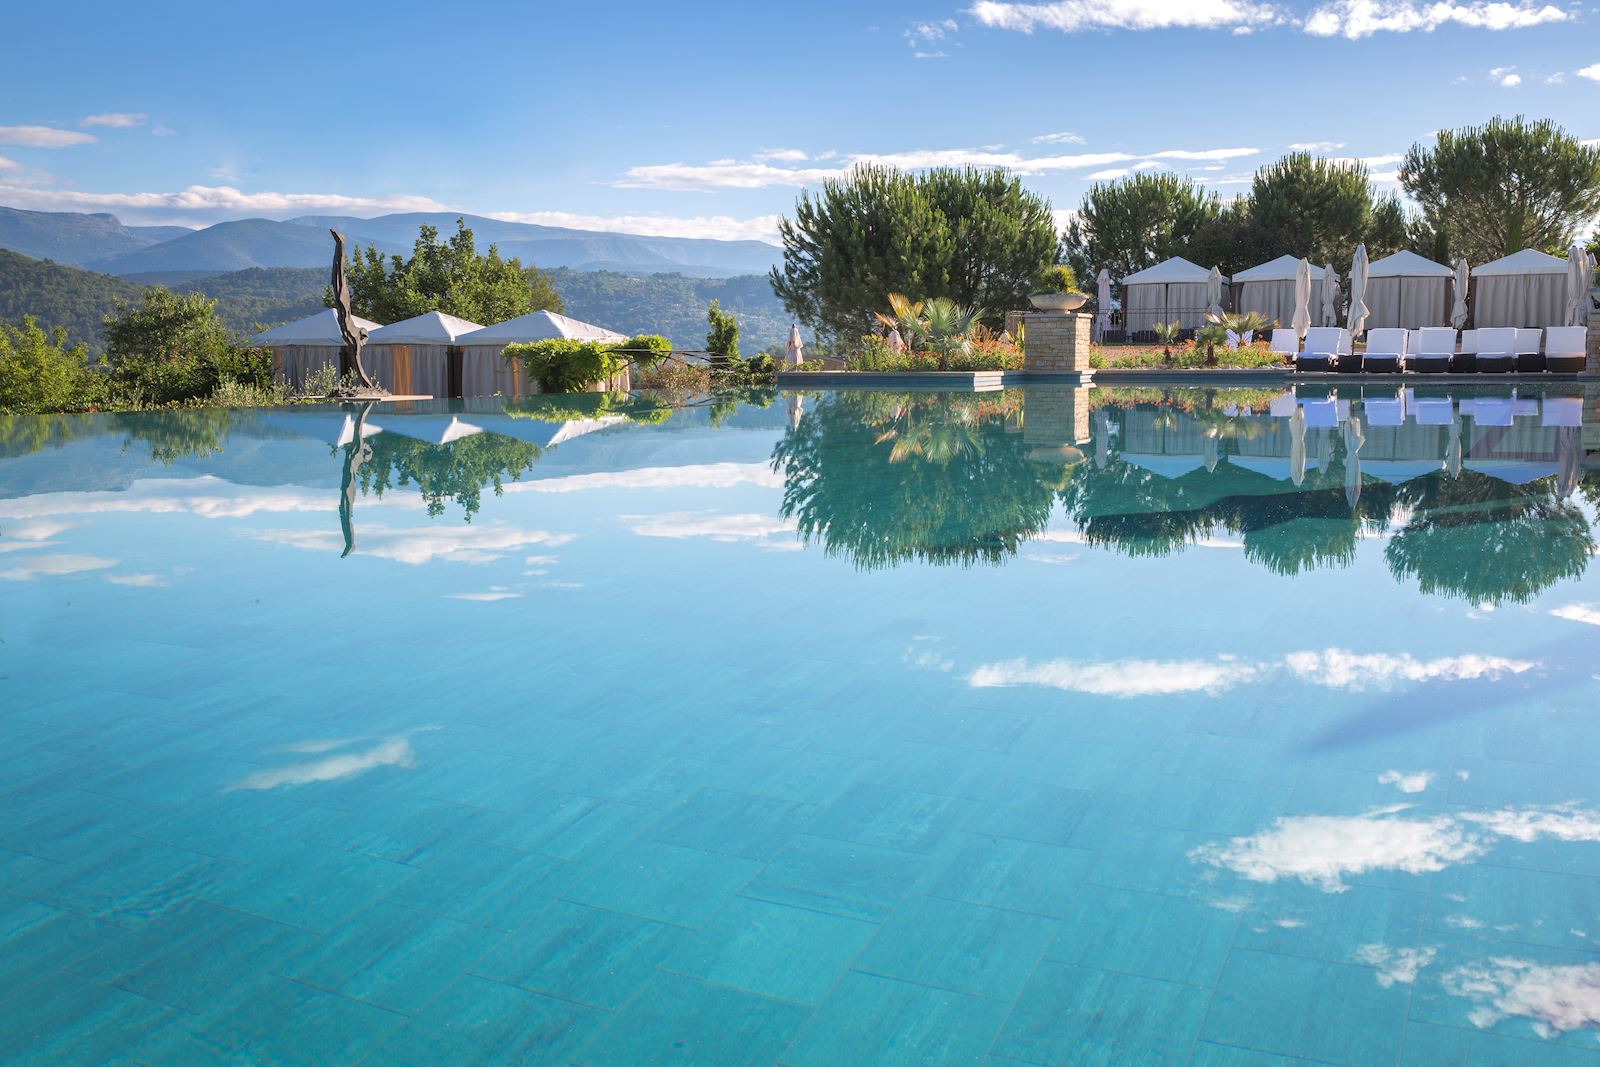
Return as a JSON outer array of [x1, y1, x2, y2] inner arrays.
[[1023, 311, 1093, 377], [1584, 385, 1600, 466], [1022, 384, 1093, 447]]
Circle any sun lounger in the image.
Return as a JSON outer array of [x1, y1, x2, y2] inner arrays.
[[1297, 327, 1350, 373], [1514, 328, 1545, 373], [1410, 327, 1456, 375], [1362, 328, 1408, 373], [1543, 396, 1584, 427], [1455, 329, 1478, 373], [1545, 326, 1587, 374], [1473, 328, 1518, 374], [1270, 329, 1299, 363]]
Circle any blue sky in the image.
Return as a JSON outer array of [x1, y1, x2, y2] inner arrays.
[[3, 0, 1598, 244]]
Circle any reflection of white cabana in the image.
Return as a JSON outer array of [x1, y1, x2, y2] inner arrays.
[[365, 312, 483, 399], [1463, 459, 1560, 484], [1361, 459, 1442, 484], [1364, 250, 1454, 329], [376, 416, 483, 446], [1227, 456, 1319, 480], [1471, 249, 1569, 329], [1119, 453, 1207, 479], [257, 309, 383, 389], [455, 311, 628, 398], [1120, 257, 1225, 332], [261, 411, 384, 448], [1232, 256, 1327, 328]]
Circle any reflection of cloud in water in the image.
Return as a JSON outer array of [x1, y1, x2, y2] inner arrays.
[[966, 648, 1539, 699], [507, 463, 783, 494], [1196, 802, 1600, 892], [0, 553, 118, 581], [1191, 805, 1483, 892], [0, 519, 72, 551], [1285, 650, 1537, 690], [1379, 769, 1434, 794], [626, 511, 797, 543], [1443, 959, 1600, 1036], [1354, 944, 1437, 987], [448, 590, 524, 602], [1551, 604, 1600, 627], [251, 524, 574, 565], [0, 477, 418, 521], [969, 656, 1261, 697], [234, 730, 434, 790]]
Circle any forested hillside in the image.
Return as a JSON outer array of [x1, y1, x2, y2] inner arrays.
[[550, 269, 792, 350], [0, 249, 143, 350]]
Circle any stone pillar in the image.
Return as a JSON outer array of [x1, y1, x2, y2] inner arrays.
[[1587, 317, 1600, 375], [1022, 384, 1092, 447], [1023, 311, 1093, 377]]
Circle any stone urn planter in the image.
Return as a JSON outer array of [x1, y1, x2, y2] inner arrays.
[[1029, 291, 1089, 312]]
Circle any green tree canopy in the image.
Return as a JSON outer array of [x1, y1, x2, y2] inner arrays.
[[770, 164, 1057, 342], [0, 316, 105, 414], [342, 218, 564, 324], [103, 288, 267, 405], [1247, 153, 1393, 265], [1399, 116, 1600, 263], [1061, 173, 1222, 282]]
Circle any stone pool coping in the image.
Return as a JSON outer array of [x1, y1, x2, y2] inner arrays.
[[777, 369, 1597, 390]]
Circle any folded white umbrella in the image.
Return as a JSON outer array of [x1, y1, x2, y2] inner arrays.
[[1289, 406, 1307, 487], [1206, 267, 1224, 318], [1095, 268, 1112, 341], [786, 323, 805, 365], [1342, 416, 1364, 509], [1292, 258, 1313, 340], [1348, 243, 1370, 338], [1321, 264, 1338, 327], [1451, 258, 1470, 329], [1566, 245, 1590, 327]]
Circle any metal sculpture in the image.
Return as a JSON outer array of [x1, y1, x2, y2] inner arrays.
[[330, 229, 381, 394]]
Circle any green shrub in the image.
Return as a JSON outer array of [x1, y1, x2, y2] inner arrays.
[[618, 333, 672, 367], [1037, 264, 1078, 293], [504, 339, 626, 393], [0, 316, 108, 414], [706, 300, 740, 360], [104, 288, 265, 406]]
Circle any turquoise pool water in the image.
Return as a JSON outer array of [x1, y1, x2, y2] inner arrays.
[[3, 384, 1600, 1065]]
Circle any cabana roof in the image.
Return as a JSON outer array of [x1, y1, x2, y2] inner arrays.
[[1120, 256, 1217, 285], [457, 310, 626, 345], [1367, 250, 1453, 278], [366, 311, 484, 346], [1473, 248, 1568, 276], [1232, 254, 1326, 282], [256, 308, 382, 345]]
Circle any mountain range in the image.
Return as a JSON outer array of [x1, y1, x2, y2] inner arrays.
[[0, 206, 782, 278]]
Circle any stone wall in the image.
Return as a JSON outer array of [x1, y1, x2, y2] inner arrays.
[[1022, 311, 1092, 375], [1588, 316, 1600, 374]]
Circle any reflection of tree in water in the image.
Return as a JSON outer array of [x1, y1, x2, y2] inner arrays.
[[357, 431, 542, 519], [772, 391, 1056, 569], [1385, 470, 1595, 604], [0, 413, 96, 458], [114, 409, 237, 466]]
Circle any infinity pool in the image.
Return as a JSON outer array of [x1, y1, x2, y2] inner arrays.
[[3, 385, 1600, 1064]]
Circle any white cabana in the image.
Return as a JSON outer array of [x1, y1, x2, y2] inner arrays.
[[455, 311, 628, 399], [256, 309, 383, 389], [1364, 250, 1454, 330], [1471, 248, 1569, 329], [365, 311, 483, 399], [1232, 255, 1327, 327], [1120, 257, 1225, 333]]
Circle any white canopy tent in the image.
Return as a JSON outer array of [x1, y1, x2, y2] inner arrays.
[[365, 311, 483, 399], [455, 311, 628, 398], [256, 309, 383, 389], [1232, 255, 1327, 327], [1471, 248, 1568, 329], [1364, 250, 1454, 330], [1119, 257, 1225, 333]]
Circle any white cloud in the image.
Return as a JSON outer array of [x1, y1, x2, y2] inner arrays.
[[1283, 650, 1537, 690], [1459, 803, 1600, 843], [754, 148, 809, 162], [0, 155, 19, 173], [234, 732, 426, 790], [1304, 0, 1569, 38], [617, 159, 850, 190], [1032, 131, 1086, 145], [1288, 141, 1347, 151], [252, 523, 574, 565], [1489, 65, 1522, 86], [81, 112, 147, 128], [486, 209, 782, 244], [1379, 770, 1435, 794], [625, 511, 797, 542], [968, 655, 1262, 697], [1577, 64, 1600, 82], [1085, 167, 1131, 180], [0, 125, 96, 147], [1546, 71, 1565, 83], [1354, 944, 1437, 987], [106, 573, 169, 587], [906, 17, 960, 51], [1442, 959, 1600, 1035], [0, 554, 118, 581], [0, 182, 451, 226], [1551, 603, 1600, 626], [969, 0, 1284, 33], [1190, 806, 1484, 892]]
